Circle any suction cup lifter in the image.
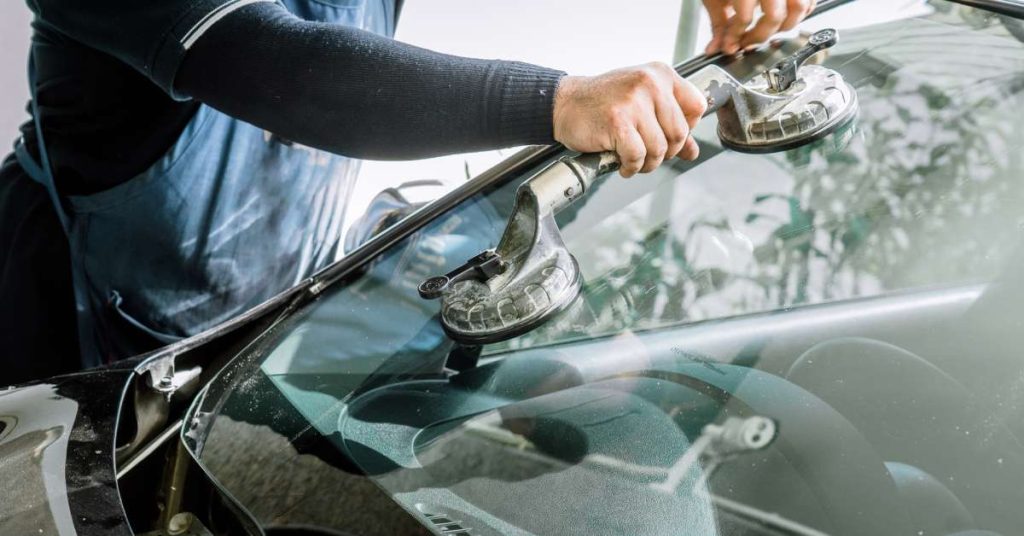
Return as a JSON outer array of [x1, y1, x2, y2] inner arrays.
[[421, 30, 857, 344]]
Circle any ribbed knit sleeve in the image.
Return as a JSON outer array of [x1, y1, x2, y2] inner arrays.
[[497, 62, 565, 146], [176, 2, 566, 160]]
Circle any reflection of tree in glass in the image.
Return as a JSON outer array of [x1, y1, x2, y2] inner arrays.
[[503, 215, 738, 349], [764, 72, 1024, 304], [504, 67, 1024, 350]]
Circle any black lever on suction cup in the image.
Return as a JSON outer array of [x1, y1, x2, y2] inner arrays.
[[765, 28, 838, 92], [418, 250, 506, 299]]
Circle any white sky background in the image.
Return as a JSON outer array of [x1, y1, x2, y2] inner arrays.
[[0, 5, 32, 147]]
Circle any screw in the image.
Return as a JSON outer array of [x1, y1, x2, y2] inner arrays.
[[564, 187, 575, 197], [418, 275, 450, 299], [424, 276, 447, 290]]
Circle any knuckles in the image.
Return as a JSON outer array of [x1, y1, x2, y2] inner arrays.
[[733, 11, 754, 25], [593, 61, 708, 171], [649, 140, 668, 160], [620, 143, 645, 165], [665, 129, 686, 146], [626, 63, 673, 92], [605, 106, 631, 130], [694, 94, 709, 116], [761, 4, 785, 23], [647, 61, 675, 75], [631, 68, 660, 91], [787, 0, 809, 10]]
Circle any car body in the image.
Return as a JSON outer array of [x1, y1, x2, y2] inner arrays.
[[5, 0, 1024, 534]]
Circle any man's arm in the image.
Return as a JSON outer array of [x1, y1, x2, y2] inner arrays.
[[175, 3, 711, 176], [176, 2, 564, 160]]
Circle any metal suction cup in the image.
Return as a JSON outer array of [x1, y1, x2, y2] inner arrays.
[[419, 153, 619, 344], [717, 29, 859, 152], [422, 29, 857, 345]]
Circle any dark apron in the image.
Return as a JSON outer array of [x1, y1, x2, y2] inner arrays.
[[15, 0, 395, 368]]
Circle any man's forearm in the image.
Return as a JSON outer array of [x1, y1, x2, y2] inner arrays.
[[176, 2, 564, 160]]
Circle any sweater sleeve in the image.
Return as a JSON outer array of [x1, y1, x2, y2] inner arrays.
[[175, 2, 565, 160]]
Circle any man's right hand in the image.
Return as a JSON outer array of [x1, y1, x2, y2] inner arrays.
[[552, 62, 707, 178]]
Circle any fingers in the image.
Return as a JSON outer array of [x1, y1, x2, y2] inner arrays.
[[622, 64, 700, 176], [556, 62, 707, 178], [615, 126, 647, 178], [652, 70, 689, 160], [780, 0, 808, 30], [673, 77, 708, 129], [644, 66, 706, 172], [672, 76, 706, 161], [739, 0, 785, 49], [681, 136, 700, 161], [706, 0, 814, 55], [703, 0, 731, 54], [780, 0, 813, 33], [655, 95, 687, 161], [722, 0, 757, 54], [637, 115, 668, 174]]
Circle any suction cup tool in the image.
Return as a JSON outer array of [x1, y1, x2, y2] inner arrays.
[[422, 30, 858, 345], [419, 153, 619, 344], [717, 29, 859, 152]]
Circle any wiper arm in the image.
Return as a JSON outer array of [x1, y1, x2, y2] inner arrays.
[[464, 414, 826, 536], [652, 416, 778, 493], [650, 416, 830, 536]]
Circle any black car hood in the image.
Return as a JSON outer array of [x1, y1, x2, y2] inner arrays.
[[0, 369, 134, 535]]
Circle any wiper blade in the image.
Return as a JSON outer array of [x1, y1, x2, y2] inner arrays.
[[650, 416, 831, 536], [708, 492, 831, 536]]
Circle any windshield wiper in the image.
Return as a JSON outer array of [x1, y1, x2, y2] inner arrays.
[[652, 416, 778, 493], [650, 416, 831, 536], [464, 413, 826, 536]]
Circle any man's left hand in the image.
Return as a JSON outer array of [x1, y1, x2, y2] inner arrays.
[[702, 0, 816, 55]]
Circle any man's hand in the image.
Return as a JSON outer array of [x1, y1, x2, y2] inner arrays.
[[703, 0, 815, 55], [552, 62, 707, 178]]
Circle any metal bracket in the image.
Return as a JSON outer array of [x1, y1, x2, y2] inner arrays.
[[766, 28, 839, 92]]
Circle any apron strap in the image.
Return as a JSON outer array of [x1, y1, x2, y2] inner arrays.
[[14, 49, 71, 234]]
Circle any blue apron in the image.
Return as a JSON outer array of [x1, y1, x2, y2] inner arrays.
[[15, 0, 396, 368]]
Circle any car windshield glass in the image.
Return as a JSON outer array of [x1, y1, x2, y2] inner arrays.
[[185, 3, 1024, 535]]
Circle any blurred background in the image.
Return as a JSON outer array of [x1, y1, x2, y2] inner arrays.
[[0, 1, 711, 232], [0, 4, 31, 151]]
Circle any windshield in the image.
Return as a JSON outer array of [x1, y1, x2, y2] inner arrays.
[[184, 3, 1024, 535]]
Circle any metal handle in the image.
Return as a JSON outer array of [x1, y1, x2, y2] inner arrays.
[[418, 250, 506, 299], [564, 151, 621, 193], [766, 28, 839, 92]]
